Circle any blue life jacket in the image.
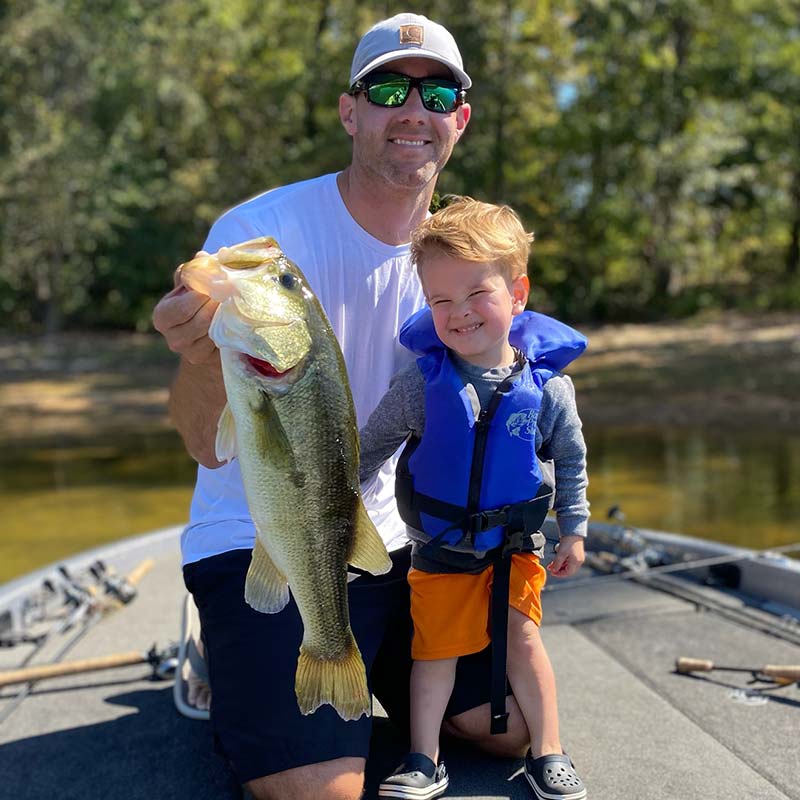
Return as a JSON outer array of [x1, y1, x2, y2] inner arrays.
[[395, 308, 587, 555]]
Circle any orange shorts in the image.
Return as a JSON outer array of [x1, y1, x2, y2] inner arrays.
[[408, 553, 547, 660]]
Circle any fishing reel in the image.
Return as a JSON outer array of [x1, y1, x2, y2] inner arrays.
[[89, 560, 138, 604], [144, 643, 179, 681]]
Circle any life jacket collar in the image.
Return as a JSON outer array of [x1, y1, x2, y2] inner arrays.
[[399, 308, 587, 371]]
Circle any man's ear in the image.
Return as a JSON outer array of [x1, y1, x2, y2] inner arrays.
[[511, 274, 530, 314], [339, 93, 357, 136], [454, 102, 471, 141]]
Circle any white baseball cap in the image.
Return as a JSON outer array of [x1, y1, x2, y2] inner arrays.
[[350, 13, 471, 89]]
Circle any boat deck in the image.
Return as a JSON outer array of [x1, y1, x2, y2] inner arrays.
[[2, 527, 799, 799]]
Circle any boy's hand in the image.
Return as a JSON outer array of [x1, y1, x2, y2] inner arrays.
[[547, 535, 585, 578]]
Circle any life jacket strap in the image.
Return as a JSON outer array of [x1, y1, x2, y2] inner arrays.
[[490, 552, 512, 735], [397, 484, 553, 548], [486, 481, 552, 735], [469, 484, 553, 536]]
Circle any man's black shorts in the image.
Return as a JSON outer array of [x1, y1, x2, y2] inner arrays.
[[183, 545, 499, 784]]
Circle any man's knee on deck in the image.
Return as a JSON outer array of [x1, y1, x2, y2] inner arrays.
[[245, 757, 365, 800], [443, 699, 530, 759]]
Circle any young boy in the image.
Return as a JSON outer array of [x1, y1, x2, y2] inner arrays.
[[359, 198, 589, 800]]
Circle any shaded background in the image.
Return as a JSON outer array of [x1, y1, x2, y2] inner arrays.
[[1, 1, 798, 583], [2, 0, 799, 332]]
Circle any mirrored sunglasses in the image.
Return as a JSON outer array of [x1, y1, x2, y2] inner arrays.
[[351, 72, 465, 114]]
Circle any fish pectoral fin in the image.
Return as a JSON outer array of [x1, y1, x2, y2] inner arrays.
[[244, 540, 290, 613], [215, 403, 238, 462], [348, 500, 392, 576], [258, 393, 304, 485], [295, 635, 371, 721]]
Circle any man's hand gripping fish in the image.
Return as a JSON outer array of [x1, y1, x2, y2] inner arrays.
[[180, 237, 391, 721]]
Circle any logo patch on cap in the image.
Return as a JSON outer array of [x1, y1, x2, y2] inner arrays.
[[399, 24, 424, 46]]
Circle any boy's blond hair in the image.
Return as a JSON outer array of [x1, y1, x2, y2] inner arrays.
[[411, 196, 533, 281]]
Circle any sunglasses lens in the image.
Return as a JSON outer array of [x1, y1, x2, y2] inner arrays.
[[361, 74, 462, 113], [421, 82, 460, 112], [367, 78, 411, 107]]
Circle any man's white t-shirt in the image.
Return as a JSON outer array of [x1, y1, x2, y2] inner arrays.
[[181, 172, 425, 565]]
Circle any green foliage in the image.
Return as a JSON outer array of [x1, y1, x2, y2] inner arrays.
[[1, 0, 798, 330]]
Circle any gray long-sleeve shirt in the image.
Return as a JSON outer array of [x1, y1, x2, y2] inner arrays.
[[359, 353, 590, 547]]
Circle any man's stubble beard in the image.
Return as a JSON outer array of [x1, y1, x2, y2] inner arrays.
[[354, 134, 455, 194]]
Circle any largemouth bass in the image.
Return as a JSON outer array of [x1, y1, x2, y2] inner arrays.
[[180, 237, 391, 721]]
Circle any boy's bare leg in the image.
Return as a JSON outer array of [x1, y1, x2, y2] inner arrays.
[[245, 757, 365, 800], [410, 656, 458, 761], [505, 607, 561, 757]]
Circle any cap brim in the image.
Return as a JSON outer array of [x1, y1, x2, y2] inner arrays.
[[351, 50, 472, 89]]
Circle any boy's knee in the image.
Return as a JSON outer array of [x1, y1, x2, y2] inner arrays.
[[245, 757, 365, 800]]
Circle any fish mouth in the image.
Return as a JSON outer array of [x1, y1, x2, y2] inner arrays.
[[240, 353, 309, 394], [245, 354, 292, 378]]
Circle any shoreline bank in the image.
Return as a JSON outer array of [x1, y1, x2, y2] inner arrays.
[[1, 311, 798, 444]]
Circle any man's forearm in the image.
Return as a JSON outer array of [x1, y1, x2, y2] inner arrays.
[[168, 351, 227, 468]]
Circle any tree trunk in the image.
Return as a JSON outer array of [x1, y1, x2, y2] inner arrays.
[[303, 0, 330, 140], [786, 166, 800, 276], [39, 250, 63, 335], [491, 0, 513, 201]]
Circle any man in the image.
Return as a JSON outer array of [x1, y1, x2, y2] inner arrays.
[[152, 13, 530, 800]]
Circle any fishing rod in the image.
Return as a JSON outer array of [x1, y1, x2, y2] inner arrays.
[[1, 567, 101, 661], [544, 540, 800, 592], [675, 657, 800, 685], [0, 643, 178, 689], [0, 579, 62, 648], [0, 557, 155, 725], [0, 584, 97, 724]]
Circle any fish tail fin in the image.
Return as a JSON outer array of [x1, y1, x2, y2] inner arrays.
[[295, 635, 371, 721], [348, 500, 392, 575]]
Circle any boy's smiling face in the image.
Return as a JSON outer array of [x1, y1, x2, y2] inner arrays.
[[419, 254, 529, 369]]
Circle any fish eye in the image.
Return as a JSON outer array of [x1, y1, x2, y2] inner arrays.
[[279, 272, 298, 290]]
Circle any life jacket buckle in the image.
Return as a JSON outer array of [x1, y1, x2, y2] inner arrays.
[[468, 506, 510, 535]]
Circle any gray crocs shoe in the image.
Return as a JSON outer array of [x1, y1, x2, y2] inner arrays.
[[524, 751, 586, 800], [378, 752, 449, 799]]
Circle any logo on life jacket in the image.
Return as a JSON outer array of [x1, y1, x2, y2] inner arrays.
[[506, 408, 538, 441]]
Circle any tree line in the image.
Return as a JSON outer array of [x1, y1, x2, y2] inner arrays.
[[1, 0, 798, 332]]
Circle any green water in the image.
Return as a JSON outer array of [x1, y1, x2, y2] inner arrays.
[[586, 428, 799, 551], [0, 432, 197, 584], [1, 428, 798, 584]]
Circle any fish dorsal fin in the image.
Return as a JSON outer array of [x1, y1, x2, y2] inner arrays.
[[348, 501, 392, 575], [218, 237, 281, 269], [215, 403, 237, 463], [244, 539, 290, 613]]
